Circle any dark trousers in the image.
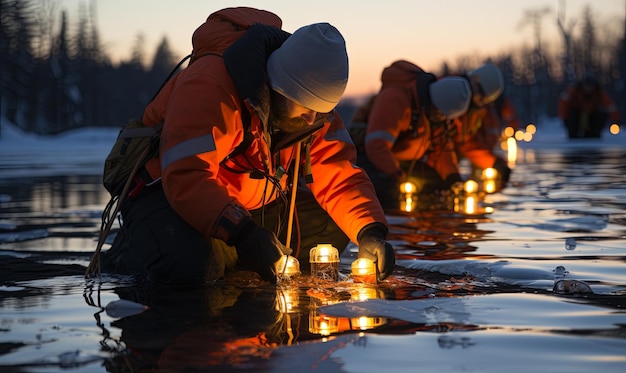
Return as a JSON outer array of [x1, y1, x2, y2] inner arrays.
[[565, 110, 608, 138], [101, 185, 348, 284], [356, 152, 447, 211]]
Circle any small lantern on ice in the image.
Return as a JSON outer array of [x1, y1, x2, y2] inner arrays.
[[399, 181, 417, 212], [275, 255, 300, 282], [309, 244, 339, 282], [351, 258, 377, 284], [464, 179, 479, 194], [400, 181, 416, 195], [482, 167, 497, 193]]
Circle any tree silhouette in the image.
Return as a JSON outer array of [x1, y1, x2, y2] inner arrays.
[[0, 0, 623, 137]]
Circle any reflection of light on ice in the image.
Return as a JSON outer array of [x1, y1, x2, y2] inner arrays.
[[464, 195, 476, 214], [506, 137, 517, 164], [275, 288, 300, 314], [484, 179, 496, 194]]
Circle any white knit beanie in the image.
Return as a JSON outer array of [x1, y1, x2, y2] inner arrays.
[[267, 23, 348, 113], [468, 63, 504, 104], [429, 77, 471, 119]]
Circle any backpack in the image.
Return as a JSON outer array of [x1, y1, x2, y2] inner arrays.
[[348, 60, 435, 151], [101, 51, 191, 197], [102, 119, 162, 196]]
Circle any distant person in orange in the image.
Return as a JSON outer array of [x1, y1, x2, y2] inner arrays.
[[452, 64, 513, 187], [558, 74, 620, 138], [349, 60, 472, 210]]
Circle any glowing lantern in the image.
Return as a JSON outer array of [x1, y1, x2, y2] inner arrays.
[[482, 167, 497, 194], [275, 255, 300, 282], [399, 181, 416, 194], [464, 180, 479, 194], [309, 244, 339, 281], [351, 258, 377, 284], [482, 167, 496, 180]]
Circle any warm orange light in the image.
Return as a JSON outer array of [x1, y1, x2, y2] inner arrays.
[[399, 181, 416, 194], [503, 126, 515, 138], [401, 195, 415, 212], [482, 167, 497, 180], [310, 244, 339, 281], [275, 255, 300, 282], [609, 123, 620, 135], [351, 258, 377, 284], [523, 132, 533, 142], [464, 180, 479, 193], [275, 288, 300, 313], [465, 195, 476, 214], [309, 310, 340, 336], [349, 286, 383, 301], [350, 316, 387, 330], [514, 130, 525, 141], [484, 179, 496, 193], [507, 137, 517, 164], [525, 123, 536, 134]]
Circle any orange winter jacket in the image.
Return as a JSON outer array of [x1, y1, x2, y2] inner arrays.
[[141, 7, 386, 245], [454, 105, 498, 169], [558, 82, 620, 122], [364, 60, 459, 181]]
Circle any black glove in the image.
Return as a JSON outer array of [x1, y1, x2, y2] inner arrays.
[[357, 223, 396, 281], [492, 157, 511, 186], [231, 218, 292, 284]]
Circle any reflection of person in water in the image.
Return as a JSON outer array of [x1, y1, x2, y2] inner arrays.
[[98, 281, 396, 371], [557, 74, 621, 139], [101, 283, 282, 371]]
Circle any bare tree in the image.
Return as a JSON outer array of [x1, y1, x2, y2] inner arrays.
[[556, 0, 577, 83]]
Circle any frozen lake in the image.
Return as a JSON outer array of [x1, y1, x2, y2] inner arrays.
[[1, 120, 625, 372]]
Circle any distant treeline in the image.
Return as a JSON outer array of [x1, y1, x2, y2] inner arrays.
[[1, 0, 625, 136]]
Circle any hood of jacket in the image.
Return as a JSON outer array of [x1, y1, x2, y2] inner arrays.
[[380, 60, 426, 90], [190, 7, 282, 63], [223, 23, 289, 127]]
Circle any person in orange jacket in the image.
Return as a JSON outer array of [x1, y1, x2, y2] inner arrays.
[[101, 7, 395, 284], [452, 63, 512, 187], [349, 60, 472, 211], [558, 74, 620, 138]]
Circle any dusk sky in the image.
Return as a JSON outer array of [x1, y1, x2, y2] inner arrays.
[[57, 0, 625, 97]]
